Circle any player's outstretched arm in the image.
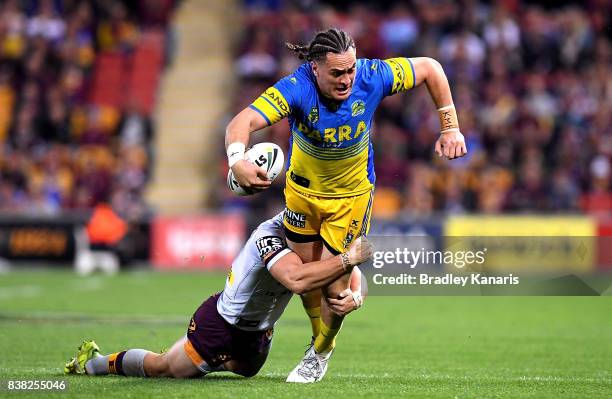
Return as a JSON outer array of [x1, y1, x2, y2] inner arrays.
[[225, 107, 272, 189], [410, 57, 467, 160], [269, 236, 373, 295]]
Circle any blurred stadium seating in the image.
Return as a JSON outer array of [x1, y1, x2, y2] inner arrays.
[[0, 0, 177, 265], [0, 0, 175, 218]]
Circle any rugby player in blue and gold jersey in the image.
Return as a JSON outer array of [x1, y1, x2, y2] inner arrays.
[[225, 28, 467, 383]]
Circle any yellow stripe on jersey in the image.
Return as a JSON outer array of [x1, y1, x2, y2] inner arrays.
[[287, 138, 373, 197], [251, 87, 291, 124], [383, 58, 415, 95], [293, 131, 370, 160]]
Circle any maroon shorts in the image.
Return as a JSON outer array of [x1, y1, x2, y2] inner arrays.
[[185, 292, 273, 369]]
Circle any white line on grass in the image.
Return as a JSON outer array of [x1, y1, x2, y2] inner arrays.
[[71, 277, 106, 291], [0, 285, 41, 300], [261, 372, 612, 384], [0, 310, 185, 324]]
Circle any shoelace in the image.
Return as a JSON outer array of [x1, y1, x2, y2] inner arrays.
[[297, 356, 321, 379]]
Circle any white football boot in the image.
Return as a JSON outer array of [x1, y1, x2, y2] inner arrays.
[[286, 342, 334, 383]]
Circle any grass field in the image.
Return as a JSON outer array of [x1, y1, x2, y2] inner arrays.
[[1, 269, 611, 398]]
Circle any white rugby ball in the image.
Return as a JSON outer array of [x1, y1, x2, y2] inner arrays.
[[227, 142, 284, 196]]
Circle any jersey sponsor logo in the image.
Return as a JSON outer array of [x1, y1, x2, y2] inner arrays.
[[343, 232, 354, 249], [351, 100, 365, 117], [343, 219, 360, 249], [385, 58, 406, 93], [296, 120, 368, 143], [256, 235, 285, 260], [308, 106, 319, 123], [384, 58, 414, 94], [284, 208, 306, 228], [264, 88, 290, 114]]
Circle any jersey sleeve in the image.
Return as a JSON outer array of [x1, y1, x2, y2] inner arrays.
[[378, 57, 416, 96], [254, 234, 291, 270], [249, 75, 299, 125]]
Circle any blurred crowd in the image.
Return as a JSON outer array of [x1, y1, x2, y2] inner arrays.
[[220, 0, 612, 218], [0, 0, 175, 218]]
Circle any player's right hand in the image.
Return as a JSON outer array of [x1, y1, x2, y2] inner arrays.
[[231, 159, 272, 190], [327, 288, 362, 316], [435, 129, 467, 159], [346, 236, 373, 266]]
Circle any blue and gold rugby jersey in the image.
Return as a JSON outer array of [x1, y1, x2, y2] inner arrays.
[[250, 57, 416, 197]]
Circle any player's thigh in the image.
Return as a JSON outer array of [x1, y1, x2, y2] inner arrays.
[[319, 190, 374, 255], [163, 336, 202, 379], [286, 239, 323, 305], [225, 351, 268, 378], [225, 328, 274, 378], [286, 239, 323, 263], [283, 184, 323, 240]]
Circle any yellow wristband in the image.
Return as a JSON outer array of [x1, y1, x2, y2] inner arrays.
[[437, 105, 459, 133]]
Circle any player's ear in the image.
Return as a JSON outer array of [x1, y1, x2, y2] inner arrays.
[[311, 61, 318, 77]]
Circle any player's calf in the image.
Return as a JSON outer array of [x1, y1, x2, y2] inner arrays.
[[163, 337, 203, 378], [83, 348, 151, 377], [143, 353, 171, 377]]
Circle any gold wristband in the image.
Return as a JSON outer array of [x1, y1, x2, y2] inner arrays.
[[340, 252, 350, 271], [437, 105, 459, 133]]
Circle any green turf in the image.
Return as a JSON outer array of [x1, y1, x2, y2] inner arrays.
[[0, 270, 611, 398]]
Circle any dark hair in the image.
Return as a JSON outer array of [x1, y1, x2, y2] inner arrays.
[[286, 28, 355, 62]]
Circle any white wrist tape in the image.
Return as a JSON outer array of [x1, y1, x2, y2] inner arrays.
[[227, 143, 245, 168], [351, 291, 363, 309]]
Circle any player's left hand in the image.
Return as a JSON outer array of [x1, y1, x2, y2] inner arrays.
[[435, 129, 467, 160], [326, 288, 363, 316]]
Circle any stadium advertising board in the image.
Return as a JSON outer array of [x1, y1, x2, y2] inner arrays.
[[0, 223, 75, 262], [597, 219, 612, 270], [151, 214, 245, 269], [444, 216, 596, 273]]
